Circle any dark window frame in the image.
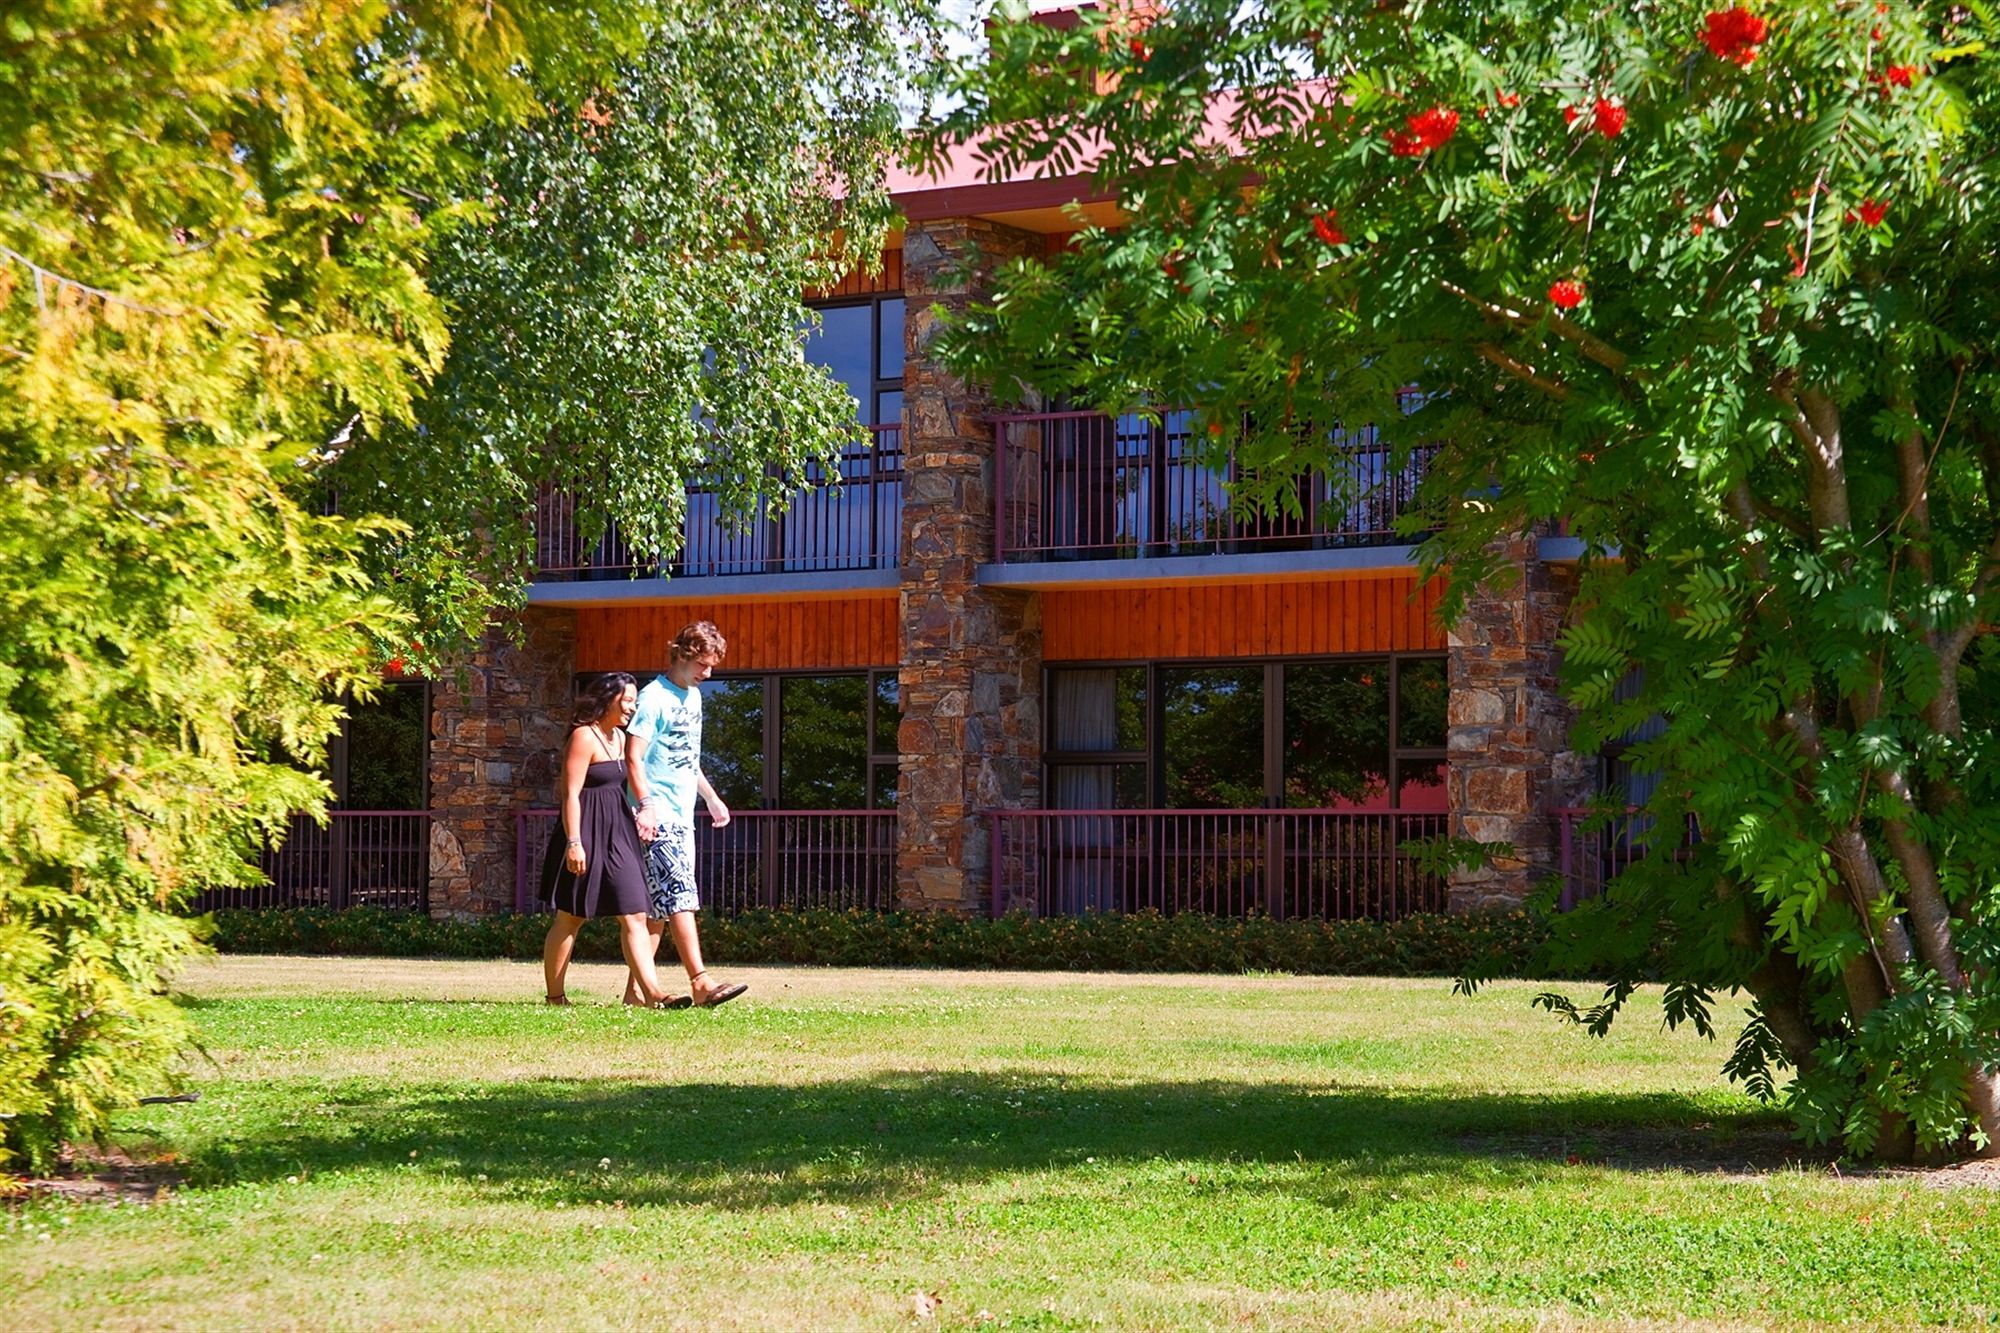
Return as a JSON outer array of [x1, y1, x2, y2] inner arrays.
[[805, 291, 905, 430], [1043, 653, 1446, 810]]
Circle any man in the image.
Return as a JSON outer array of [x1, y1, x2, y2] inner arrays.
[[624, 620, 748, 1008]]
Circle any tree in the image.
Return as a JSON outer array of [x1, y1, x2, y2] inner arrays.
[[2, 0, 929, 1168], [927, 0, 2000, 1159], [328, 2, 932, 661]]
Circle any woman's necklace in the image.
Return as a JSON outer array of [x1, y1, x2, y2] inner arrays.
[[591, 724, 619, 761]]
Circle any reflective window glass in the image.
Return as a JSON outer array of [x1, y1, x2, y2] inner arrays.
[[701, 679, 765, 810], [1161, 667, 1265, 808], [1283, 662, 1391, 809], [1396, 657, 1447, 749], [779, 675, 868, 809], [877, 298, 905, 380]]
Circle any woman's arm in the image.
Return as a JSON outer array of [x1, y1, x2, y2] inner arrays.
[[559, 727, 591, 875], [624, 727, 657, 840]]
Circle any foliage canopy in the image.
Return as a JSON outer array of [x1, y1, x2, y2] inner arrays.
[[930, 0, 2000, 1157], [0, 0, 921, 1168]]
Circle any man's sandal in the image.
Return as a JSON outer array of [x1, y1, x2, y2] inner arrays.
[[692, 971, 748, 1008]]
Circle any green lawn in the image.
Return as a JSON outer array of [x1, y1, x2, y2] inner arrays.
[[5, 958, 1996, 1330]]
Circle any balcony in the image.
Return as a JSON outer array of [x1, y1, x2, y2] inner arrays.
[[515, 808, 896, 913], [991, 410, 1433, 568], [532, 425, 902, 584], [989, 808, 1448, 920], [193, 810, 432, 913]]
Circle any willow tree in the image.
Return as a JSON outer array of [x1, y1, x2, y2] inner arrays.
[[928, 0, 2000, 1158]]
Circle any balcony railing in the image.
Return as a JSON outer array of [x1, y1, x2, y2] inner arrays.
[[992, 410, 1434, 564], [193, 810, 432, 913], [534, 425, 903, 581], [1555, 806, 1699, 910], [989, 808, 1448, 920], [515, 808, 897, 914]]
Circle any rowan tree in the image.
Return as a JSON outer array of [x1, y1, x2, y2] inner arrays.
[[928, 0, 2000, 1158]]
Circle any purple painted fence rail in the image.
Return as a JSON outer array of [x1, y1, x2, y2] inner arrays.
[[991, 409, 1434, 564], [534, 426, 903, 580], [195, 811, 431, 912], [516, 809, 897, 914], [989, 809, 1449, 920]]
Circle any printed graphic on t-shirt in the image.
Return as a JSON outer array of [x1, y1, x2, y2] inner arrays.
[[630, 677, 703, 825]]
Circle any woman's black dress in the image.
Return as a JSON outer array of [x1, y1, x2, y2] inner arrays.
[[540, 756, 650, 918]]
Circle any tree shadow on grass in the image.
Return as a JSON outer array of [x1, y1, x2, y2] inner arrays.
[[177, 1072, 1816, 1206]]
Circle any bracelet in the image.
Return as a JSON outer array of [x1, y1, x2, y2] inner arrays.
[[565, 837, 582, 848]]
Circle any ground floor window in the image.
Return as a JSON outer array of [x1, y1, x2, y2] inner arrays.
[[1045, 655, 1445, 811], [679, 669, 900, 811], [334, 681, 429, 810]]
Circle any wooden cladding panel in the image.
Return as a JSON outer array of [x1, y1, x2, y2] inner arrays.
[[807, 249, 902, 301], [576, 597, 899, 673], [1041, 576, 1446, 662]]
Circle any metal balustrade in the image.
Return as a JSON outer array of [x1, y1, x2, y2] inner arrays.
[[533, 426, 903, 580], [193, 811, 432, 912], [991, 410, 1434, 563], [515, 808, 897, 914], [1554, 806, 1696, 909], [989, 808, 1449, 920]]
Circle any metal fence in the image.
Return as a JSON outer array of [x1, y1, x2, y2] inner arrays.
[[515, 808, 897, 914], [1555, 806, 1683, 909], [991, 410, 1434, 563], [989, 808, 1449, 920], [534, 426, 903, 580], [194, 810, 431, 912]]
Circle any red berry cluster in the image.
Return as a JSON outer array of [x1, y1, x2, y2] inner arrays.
[[1700, 7, 1768, 67], [1312, 209, 1347, 246], [1548, 280, 1586, 310], [1850, 198, 1889, 227], [1387, 105, 1459, 156], [1564, 100, 1626, 137]]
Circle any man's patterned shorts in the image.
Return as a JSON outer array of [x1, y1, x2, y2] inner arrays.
[[642, 824, 700, 918]]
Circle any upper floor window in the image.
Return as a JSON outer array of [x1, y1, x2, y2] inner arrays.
[[805, 294, 903, 428]]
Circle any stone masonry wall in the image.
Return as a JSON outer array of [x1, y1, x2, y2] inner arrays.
[[429, 608, 576, 917], [1447, 538, 1591, 912], [898, 217, 1044, 914]]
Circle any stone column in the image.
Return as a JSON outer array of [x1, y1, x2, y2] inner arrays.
[[428, 607, 576, 917], [897, 218, 1044, 914], [1446, 537, 1590, 912]]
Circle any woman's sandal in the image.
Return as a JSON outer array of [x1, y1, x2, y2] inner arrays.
[[545, 994, 572, 1007], [691, 971, 748, 1008]]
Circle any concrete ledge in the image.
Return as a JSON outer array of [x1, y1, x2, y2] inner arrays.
[[526, 568, 900, 607], [975, 545, 1424, 590]]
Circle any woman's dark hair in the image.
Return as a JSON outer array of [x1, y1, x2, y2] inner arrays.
[[571, 672, 637, 726]]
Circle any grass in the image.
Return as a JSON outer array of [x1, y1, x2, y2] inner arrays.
[[5, 958, 1998, 1330]]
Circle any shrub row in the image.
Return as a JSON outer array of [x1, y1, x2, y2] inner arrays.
[[205, 906, 1577, 978]]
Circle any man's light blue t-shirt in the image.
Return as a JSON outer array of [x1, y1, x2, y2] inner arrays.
[[628, 676, 702, 827]]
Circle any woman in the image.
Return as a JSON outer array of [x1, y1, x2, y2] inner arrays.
[[540, 672, 689, 1008]]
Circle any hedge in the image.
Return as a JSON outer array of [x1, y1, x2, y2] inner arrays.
[[204, 906, 1582, 978]]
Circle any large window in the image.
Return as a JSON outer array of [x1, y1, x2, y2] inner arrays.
[[672, 670, 900, 811], [1046, 657, 1445, 811], [678, 293, 905, 576]]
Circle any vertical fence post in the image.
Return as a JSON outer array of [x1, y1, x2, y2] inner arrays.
[[989, 814, 1005, 918], [993, 420, 1009, 564], [329, 813, 351, 911], [1557, 809, 1577, 912]]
